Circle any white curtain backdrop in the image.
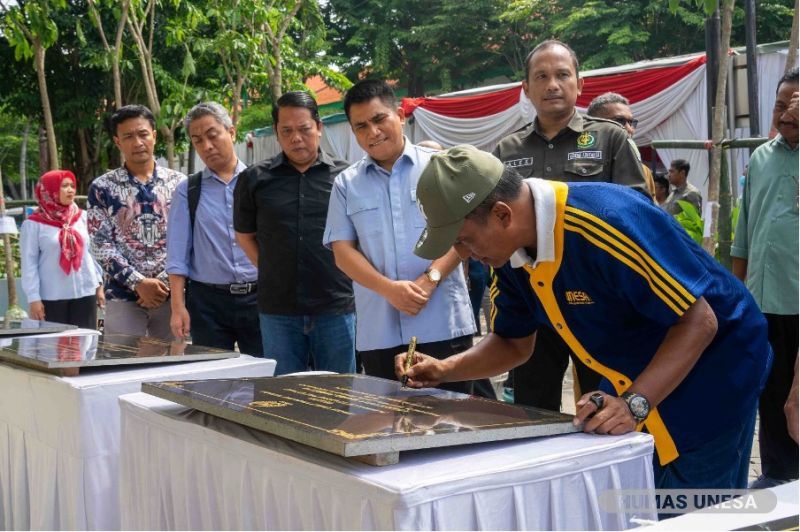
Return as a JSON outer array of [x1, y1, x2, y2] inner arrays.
[[648, 69, 710, 197], [756, 50, 790, 136], [408, 104, 528, 151]]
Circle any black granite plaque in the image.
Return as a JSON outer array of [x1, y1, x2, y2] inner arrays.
[[0, 333, 239, 372], [143, 374, 579, 465], [0, 318, 77, 336]]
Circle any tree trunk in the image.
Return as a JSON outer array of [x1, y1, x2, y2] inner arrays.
[[128, 1, 169, 168], [262, 0, 302, 103], [717, 150, 732, 269], [270, 50, 283, 102], [112, 53, 123, 109], [703, 0, 733, 257], [38, 125, 48, 175], [77, 128, 92, 192], [787, 0, 799, 73], [232, 76, 245, 129], [34, 42, 58, 169], [88, 0, 130, 108], [407, 71, 426, 98], [19, 119, 30, 200], [161, 126, 175, 169], [112, 0, 131, 108], [0, 167, 20, 316]]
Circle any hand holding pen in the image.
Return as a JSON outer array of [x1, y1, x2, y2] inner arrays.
[[395, 338, 448, 389], [401, 336, 417, 387]]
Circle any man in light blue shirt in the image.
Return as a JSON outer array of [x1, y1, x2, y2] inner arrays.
[[166, 102, 262, 354], [324, 79, 493, 397]]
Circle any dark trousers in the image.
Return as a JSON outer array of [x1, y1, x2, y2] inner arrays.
[[467, 259, 488, 336], [759, 313, 799, 481], [358, 334, 496, 398], [513, 326, 602, 411], [43, 295, 97, 329], [654, 402, 757, 504], [186, 281, 263, 356]]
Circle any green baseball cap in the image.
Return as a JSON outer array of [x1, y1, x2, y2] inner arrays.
[[414, 144, 504, 259]]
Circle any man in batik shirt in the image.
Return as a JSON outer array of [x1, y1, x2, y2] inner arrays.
[[88, 104, 185, 340]]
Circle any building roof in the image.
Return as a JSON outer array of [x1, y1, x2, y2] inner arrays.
[[306, 75, 343, 106]]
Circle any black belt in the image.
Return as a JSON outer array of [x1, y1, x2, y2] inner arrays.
[[190, 280, 258, 295]]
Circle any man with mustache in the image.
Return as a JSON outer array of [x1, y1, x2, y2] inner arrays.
[[399, 144, 771, 491], [234, 92, 355, 373], [492, 40, 649, 411], [732, 66, 799, 488], [586, 91, 656, 200], [88, 105, 185, 340]]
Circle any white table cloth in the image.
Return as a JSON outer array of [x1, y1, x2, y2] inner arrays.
[[0, 353, 276, 530], [119, 392, 656, 530]]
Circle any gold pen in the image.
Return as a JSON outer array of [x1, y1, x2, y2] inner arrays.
[[401, 336, 417, 387]]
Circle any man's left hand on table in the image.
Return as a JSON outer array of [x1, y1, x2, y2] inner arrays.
[[574, 391, 638, 436]]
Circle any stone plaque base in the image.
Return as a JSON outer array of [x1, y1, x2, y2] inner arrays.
[[143, 374, 579, 465], [0, 333, 238, 374], [0, 319, 77, 337]]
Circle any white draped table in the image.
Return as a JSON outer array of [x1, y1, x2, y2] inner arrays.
[[119, 392, 656, 530], [0, 354, 276, 530]]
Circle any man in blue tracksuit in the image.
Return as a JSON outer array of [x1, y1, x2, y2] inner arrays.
[[399, 144, 772, 490]]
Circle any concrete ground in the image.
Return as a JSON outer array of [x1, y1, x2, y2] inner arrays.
[[475, 307, 763, 484]]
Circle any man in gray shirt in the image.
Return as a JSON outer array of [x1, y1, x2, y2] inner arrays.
[[661, 158, 703, 215]]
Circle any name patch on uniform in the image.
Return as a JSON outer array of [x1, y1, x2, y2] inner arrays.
[[504, 157, 533, 168], [565, 290, 594, 305], [567, 151, 603, 161]]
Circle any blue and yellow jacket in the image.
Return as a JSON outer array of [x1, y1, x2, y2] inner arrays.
[[491, 180, 772, 465]]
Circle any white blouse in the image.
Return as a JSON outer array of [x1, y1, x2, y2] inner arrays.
[[20, 211, 102, 302]]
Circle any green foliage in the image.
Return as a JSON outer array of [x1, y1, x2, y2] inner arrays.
[[0, 235, 21, 279], [501, 1, 709, 70], [0, 0, 795, 177], [177, 0, 337, 126], [675, 200, 704, 244], [2, 0, 66, 60], [0, 106, 38, 184], [674, 200, 741, 254], [324, 0, 519, 95], [668, 0, 719, 15], [238, 102, 274, 133]]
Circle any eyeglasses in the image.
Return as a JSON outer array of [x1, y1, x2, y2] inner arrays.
[[612, 116, 639, 128]]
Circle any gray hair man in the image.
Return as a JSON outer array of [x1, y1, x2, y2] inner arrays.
[[587, 92, 656, 199], [165, 101, 262, 354]]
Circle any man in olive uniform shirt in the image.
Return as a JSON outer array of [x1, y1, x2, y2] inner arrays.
[[493, 39, 648, 410]]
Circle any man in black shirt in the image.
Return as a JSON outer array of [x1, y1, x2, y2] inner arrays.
[[234, 91, 356, 375]]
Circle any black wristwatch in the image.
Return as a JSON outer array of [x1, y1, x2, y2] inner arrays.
[[621, 391, 651, 423]]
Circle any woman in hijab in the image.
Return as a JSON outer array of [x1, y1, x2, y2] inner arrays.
[[20, 170, 104, 329]]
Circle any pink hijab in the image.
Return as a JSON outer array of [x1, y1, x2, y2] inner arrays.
[[27, 170, 84, 275]]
